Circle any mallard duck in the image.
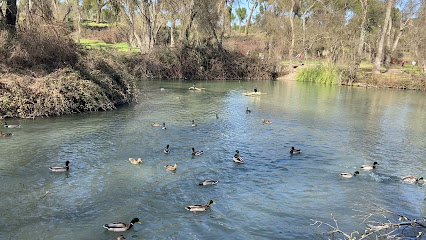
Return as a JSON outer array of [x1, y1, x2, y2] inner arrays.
[[185, 200, 215, 212], [164, 144, 170, 154], [402, 175, 424, 184], [49, 161, 70, 172], [199, 180, 218, 186], [340, 171, 359, 178], [152, 122, 161, 127], [162, 123, 167, 130], [117, 235, 126, 240], [246, 107, 251, 114], [0, 131, 12, 138], [3, 122, 20, 128], [165, 163, 177, 171], [192, 120, 197, 127], [361, 161, 379, 170], [262, 118, 271, 124], [103, 218, 141, 232], [233, 150, 244, 163], [290, 147, 301, 154], [191, 147, 204, 156], [129, 158, 142, 165]]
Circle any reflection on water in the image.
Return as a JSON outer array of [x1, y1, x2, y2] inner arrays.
[[1, 80, 425, 239]]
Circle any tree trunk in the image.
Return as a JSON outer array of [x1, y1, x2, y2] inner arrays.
[[245, 0, 257, 36], [288, 0, 295, 59], [348, 0, 368, 83], [96, 0, 102, 24], [373, 0, 393, 74], [384, 16, 392, 69], [5, 0, 17, 31], [228, 0, 233, 36], [170, 20, 175, 48]]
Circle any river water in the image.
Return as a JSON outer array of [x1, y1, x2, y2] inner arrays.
[[0, 80, 425, 239]]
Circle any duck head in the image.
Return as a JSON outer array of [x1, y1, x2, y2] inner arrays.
[[235, 150, 239, 154], [131, 218, 141, 224], [65, 161, 70, 166], [207, 200, 215, 205], [354, 171, 360, 175], [373, 161, 379, 165], [3, 122, 7, 126], [191, 148, 195, 152]]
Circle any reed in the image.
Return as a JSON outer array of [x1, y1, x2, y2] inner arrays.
[[296, 63, 340, 84]]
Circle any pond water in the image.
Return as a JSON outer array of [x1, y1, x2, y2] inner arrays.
[[0, 80, 425, 239]]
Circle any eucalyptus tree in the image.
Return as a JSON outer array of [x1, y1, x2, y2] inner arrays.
[[245, 0, 258, 35], [383, 0, 422, 69], [373, 0, 393, 73]]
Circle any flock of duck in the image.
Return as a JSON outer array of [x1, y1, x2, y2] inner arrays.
[[2, 84, 424, 238]]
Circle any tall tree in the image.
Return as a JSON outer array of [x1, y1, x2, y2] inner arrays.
[[245, 0, 258, 36], [373, 0, 394, 74]]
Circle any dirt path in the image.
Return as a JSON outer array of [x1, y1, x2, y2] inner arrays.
[[277, 64, 305, 81]]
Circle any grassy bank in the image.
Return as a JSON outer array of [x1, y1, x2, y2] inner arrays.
[[296, 62, 426, 91]]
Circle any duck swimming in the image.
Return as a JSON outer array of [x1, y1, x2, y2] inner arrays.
[[290, 147, 301, 155], [164, 144, 170, 154], [192, 148, 204, 156], [162, 123, 167, 130], [3, 122, 20, 128], [262, 119, 271, 124], [0, 131, 12, 138], [129, 158, 142, 165], [402, 175, 424, 184], [233, 150, 244, 163], [199, 180, 218, 186], [340, 171, 359, 178], [185, 200, 215, 212], [361, 162, 379, 170], [152, 122, 161, 127], [192, 120, 197, 127], [103, 218, 141, 232], [246, 107, 251, 114], [165, 163, 177, 171], [49, 161, 70, 172]]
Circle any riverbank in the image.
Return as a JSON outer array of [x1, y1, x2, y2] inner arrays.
[[279, 63, 426, 91], [0, 25, 278, 119]]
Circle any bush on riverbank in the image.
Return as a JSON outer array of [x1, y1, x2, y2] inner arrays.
[[0, 25, 137, 118], [127, 45, 278, 80], [296, 63, 341, 84]]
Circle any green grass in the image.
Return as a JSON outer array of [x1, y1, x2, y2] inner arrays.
[[79, 39, 140, 53], [359, 61, 373, 68], [296, 62, 340, 84], [81, 20, 111, 28]]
